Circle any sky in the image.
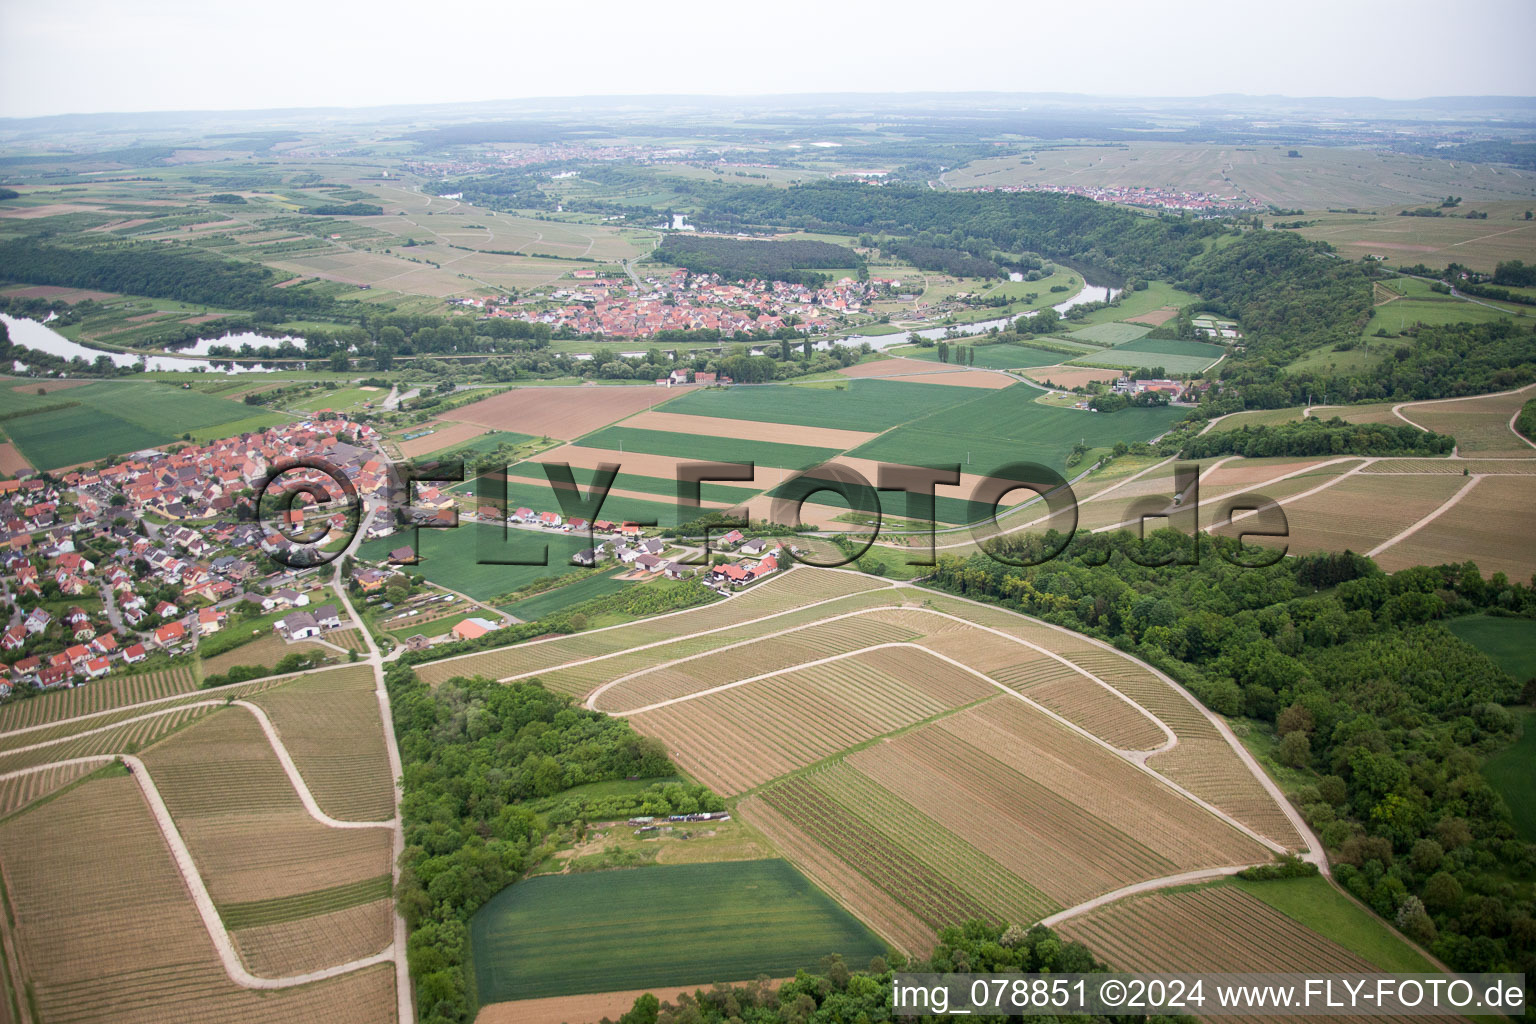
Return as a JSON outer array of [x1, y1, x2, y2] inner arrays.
[[1, 0, 1534, 118]]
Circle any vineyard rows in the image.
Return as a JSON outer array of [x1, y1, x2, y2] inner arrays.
[[1377, 475, 1536, 580], [757, 776, 994, 932], [630, 646, 992, 793], [939, 702, 1267, 865], [1148, 739, 1305, 850], [812, 761, 1059, 925], [251, 666, 394, 821], [140, 709, 392, 905], [0, 774, 395, 1024], [0, 665, 199, 732], [413, 576, 896, 687], [851, 724, 1178, 906], [1056, 886, 1437, 1024], [0, 704, 217, 776], [591, 615, 919, 712], [0, 760, 99, 818], [1015, 675, 1168, 751], [230, 898, 393, 978]]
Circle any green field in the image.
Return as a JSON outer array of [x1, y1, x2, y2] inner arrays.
[[1447, 615, 1536, 680], [499, 463, 760, 506], [1064, 323, 1153, 346], [848, 383, 1185, 478], [1070, 281, 1202, 326], [500, 570, 637, 620], [0, 381, 286, 469], [413, 429, 539, 462], [469, 860, 886, 1002], [577, 426, 841, 470], [664, 378, 981, 432], [1484, 710, 1536, 842], [1230, 876, 1437, 972], [1069, 336, 1225, 375], [904, 341, 1089, 370], [359, 523, 598, 603], [484, 473, 724, 528]]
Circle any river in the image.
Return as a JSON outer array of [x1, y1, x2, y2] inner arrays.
[[0, 315, 285, 373]]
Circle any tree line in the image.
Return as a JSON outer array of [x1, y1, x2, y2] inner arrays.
[[652, 235, 861, 288], [1178, 417, 1456, 459]]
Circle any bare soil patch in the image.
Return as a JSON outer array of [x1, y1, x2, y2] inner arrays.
[[1020, 365, 1123, 389], [0, 284, 118, 302], [0, 443, 32, 476], [1123, 307, 1180, 326], [838, 358, 1010, 388], [0, 203, 99, 219], [399, 420, 493, 458], [11, 379, 90, 395], [453, 386, 677, 440]]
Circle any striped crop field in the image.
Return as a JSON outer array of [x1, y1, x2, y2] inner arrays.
[[1019, 675, 1169, 751], [1147, 739, 1305, 850], [1374, 474, 1536, 581], [0, 775, 396, 1024], [937, 702, 1268, 868], [1399, 388, 1536, 457], [756, 776, 995, 931], [591, 615, 921, 713], [0, 665, 199, 732], [139, 708, 393, 906], [412, 567, 896, 687], [627, 646, 995, 794], [251, 666, 394, 821], [1211, 472, 1466, 557], [230, 898, 393, 978], [1057, 884, 1432, 1024], [810, 762, 1059, 925]]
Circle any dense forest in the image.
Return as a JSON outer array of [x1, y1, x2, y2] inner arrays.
[[652, 235, 860, 287], [304, 201, 383, 215], [388, 666, 678, 1024], [668, 181, 1228, 280], [1176, 232, 1374, 365], [1179, 418, 1456, 459], [885, 241, 1002, 278], [929, 534, 1536, 983], [1208, 319, 1536, 410], [0, 238, 334, 313]]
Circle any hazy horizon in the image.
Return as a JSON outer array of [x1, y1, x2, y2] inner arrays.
[[2, 0, 1534, 119]]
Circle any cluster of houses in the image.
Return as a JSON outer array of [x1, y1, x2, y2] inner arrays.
[[487, 270, 887, 339], [61, 417, 386, 526], [0, 416, 388, 697], [965, 182, 1263, 214]]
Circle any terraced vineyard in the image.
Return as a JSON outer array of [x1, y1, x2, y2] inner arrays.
[[0, 775, 396, 1024], [250, 665, 394, 821], [140, 708, 393, 905]]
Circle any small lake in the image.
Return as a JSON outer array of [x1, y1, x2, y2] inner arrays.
[[0, 315, 282, 373]]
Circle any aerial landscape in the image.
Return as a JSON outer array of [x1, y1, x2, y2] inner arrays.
[[0, 2, 1533, 1023]]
